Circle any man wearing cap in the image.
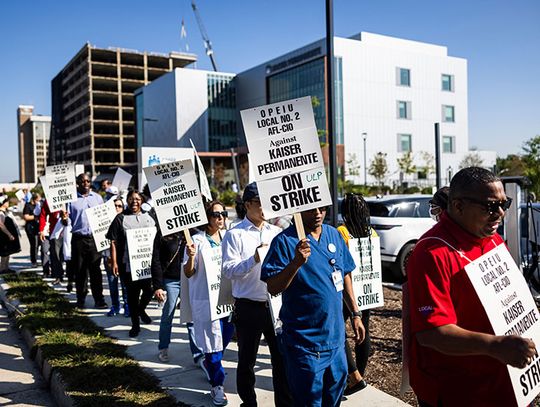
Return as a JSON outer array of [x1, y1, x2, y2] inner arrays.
[[406, 167, 536, 406], [221, 182, 293, 407], [261, 206, 364, 406]]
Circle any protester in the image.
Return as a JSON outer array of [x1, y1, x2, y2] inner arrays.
[[64, 173, 106, 308], [184, 200, 235, 406], [0, 195, 21, 273], [39, 200, 66, 284], [429, 186, 449, 222], [152, 229, 203, 365], [261, 206, 364, 406], [337, 193, 375, 395], [221, 182, 293, 407], [23, 193, 41, 267], [406, 167, 536, 406], [104, 197, 129, 317], [107, 189, 155, 337]]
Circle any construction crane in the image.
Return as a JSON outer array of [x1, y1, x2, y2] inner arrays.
[[191, 0, 218, 72]]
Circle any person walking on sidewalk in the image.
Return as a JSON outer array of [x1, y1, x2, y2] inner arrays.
[[406, 167, 536, 406], [23, 193, 41, 267], [221, 183, 293, 407], [337, 193, 375, 395], [261, 207, 364, 406], [107, 189, 155, 337], [64, 173, 106, 309], [0, 195, 20, 273], [104, 197, 129, 317], [184, 200, 235, 406], [39, 200, 66, 284], [151, 229, 203, 365]]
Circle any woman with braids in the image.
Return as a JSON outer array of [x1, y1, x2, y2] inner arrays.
[[337, 193, 376, 395]]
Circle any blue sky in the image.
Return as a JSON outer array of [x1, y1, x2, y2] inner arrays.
[[1, 0, 539, 182]]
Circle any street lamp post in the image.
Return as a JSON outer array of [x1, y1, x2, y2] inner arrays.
[[362, 132, 367, 185]]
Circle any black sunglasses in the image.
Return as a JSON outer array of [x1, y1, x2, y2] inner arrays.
[[461, 196, 512, 215], [210, 211, 228, 218]]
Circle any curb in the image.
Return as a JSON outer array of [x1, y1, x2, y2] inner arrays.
[[0, 275, 75, 407]]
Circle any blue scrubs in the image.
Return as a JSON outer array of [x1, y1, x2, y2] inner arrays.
[[261, 224, 356, 406]]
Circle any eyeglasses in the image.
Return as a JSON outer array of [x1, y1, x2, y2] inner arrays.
[[114, 204, 123, 208], [210, 211, 228, 218], [461, 196, 512, 215]]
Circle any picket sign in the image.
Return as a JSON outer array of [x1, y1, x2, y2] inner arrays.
[[348, 236, 384, 311], [126, 226, 156, 281], [465, 244, 540, 406], [85, 199, 117, 252], [43, 163, 78, 211], [201, 246, 234, 321], [240, 97, 332, 222], [112, 167, 132, 192], [143, 159, 207, 238]]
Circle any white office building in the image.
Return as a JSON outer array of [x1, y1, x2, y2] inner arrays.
[[237, 32, 494, 186], [136, 32, 495, 187]]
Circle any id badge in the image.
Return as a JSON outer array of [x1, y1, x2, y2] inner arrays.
[[332, 270, 344, 292]]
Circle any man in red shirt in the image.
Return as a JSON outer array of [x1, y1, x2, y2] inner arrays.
[[406, 167, 536, 406]]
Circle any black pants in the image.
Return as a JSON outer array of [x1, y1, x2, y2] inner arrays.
[[343, 303, 371, 375], [121, 267, 153, 330], [25, 227, 39, 264], [50, 238, 64, 280], [71, 234, 104, 306], [233, 298, 293, 407]]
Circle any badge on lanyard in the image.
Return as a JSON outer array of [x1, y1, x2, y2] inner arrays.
[[332, 270, 344, 292]]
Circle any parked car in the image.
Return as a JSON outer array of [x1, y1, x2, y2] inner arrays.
[[366, 194, 436, 280]]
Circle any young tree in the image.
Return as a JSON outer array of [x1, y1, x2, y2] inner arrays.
[[345, 153, 361, 178], [459, 152, 484, 169], [397, 152, 417, 181], [418, 151, 435, 178], [369, 152, 389, 186], [522, 135, 540, 199], [495, 154, 526, 176]]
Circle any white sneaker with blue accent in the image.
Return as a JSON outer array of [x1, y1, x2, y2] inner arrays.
[[211, 385, 228, 406]]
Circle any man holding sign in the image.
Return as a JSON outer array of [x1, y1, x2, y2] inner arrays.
[[221, 183, 292, 407], [407, 167, 537, 407], [261, 206, 365, 406]]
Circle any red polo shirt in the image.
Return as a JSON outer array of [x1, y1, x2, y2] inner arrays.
[[406, 211, 515, 406]]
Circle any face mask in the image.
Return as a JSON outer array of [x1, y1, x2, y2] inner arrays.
[[430, 205, 442, 222]]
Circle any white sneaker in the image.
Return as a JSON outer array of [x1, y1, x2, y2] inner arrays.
[[210, 385, 228, 406], [158, 348, 170, 363], [199, 358, 211, 381]]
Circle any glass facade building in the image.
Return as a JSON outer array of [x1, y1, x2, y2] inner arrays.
[[267, 57, 344, 144], [207, 74, 237, 151]]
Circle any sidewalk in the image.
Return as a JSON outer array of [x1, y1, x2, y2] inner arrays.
[[5, 222, 410, 406], [0, 295, 55, 406]]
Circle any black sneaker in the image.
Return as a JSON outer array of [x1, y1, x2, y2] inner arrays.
[[66, 283, 73, 293], [95, 301, 108, 309], [139, 311, 151, 324], [129, 327, 140, 337]]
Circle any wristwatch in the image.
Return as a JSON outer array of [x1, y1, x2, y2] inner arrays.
[[351, 310, 362, 319]]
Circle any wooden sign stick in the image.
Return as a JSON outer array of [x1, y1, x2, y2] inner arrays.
[[183, 229, 193, 246], [293, 212, 306, 240]]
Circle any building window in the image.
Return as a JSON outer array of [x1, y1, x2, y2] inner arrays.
[[397, 101, 411, 119], [442, 74, 454, 91], [443, 105, 455, 122], [397, 67, 411, 86], [442, 135, 455, 153], [398, 134, 412, 152]]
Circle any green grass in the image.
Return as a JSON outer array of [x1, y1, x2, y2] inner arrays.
[[3, 271, 182, 407]]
